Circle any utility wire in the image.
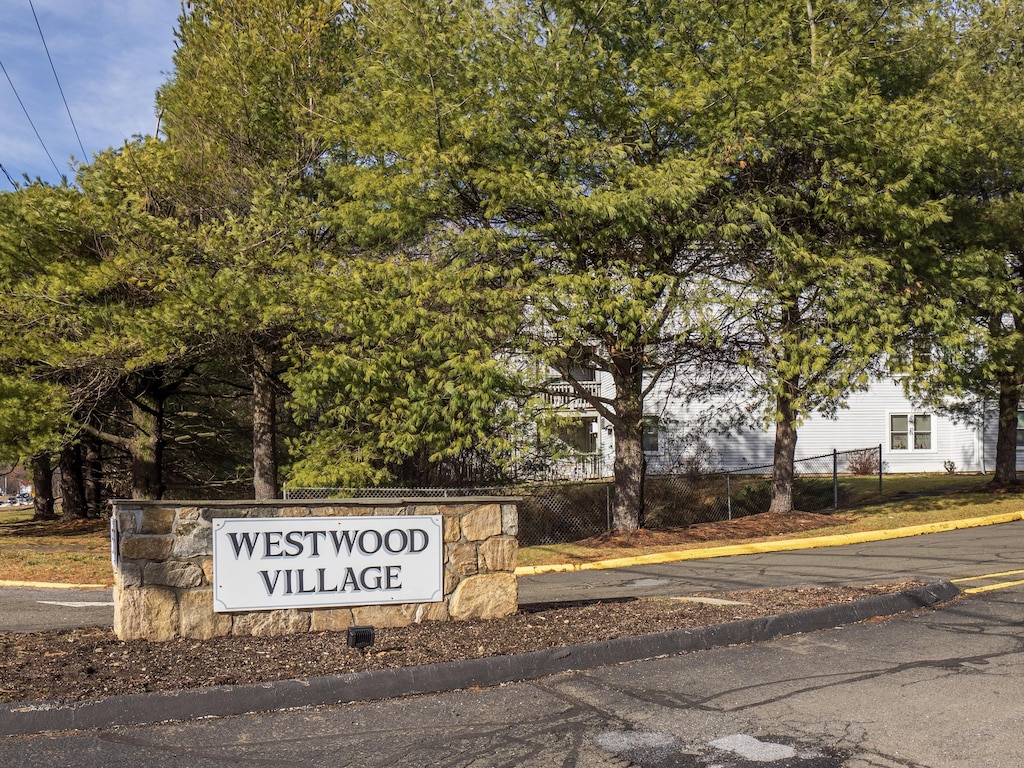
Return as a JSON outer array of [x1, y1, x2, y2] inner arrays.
[[0, 161, 16, 189], [28, 0, 87, 160], [0, 57, 62, 179]]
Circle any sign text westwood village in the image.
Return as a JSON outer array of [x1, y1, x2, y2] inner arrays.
[[212, 515, 444, 612]]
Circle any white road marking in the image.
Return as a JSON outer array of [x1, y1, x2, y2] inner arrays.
[[709, 734, 797, 762], [37, 601, 114, 608]]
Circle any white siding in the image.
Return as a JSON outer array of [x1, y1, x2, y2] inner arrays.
[[979, 409, 1024, 472], [793, 381, 969, 473], [638, 376, 993, 474]]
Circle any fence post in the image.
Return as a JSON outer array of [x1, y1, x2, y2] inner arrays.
[[833, 449, 838, 510], [878, 443, 883, 494], [726, 473, 732, 520], [606, 484, 611, 532]]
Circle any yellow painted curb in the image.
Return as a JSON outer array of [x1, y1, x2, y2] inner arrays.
[[514, 510, 1024, 577], [0, 579, 110, 590]]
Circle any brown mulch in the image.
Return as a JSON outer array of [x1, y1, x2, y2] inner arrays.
[[574, 510, 854, 549], [0, 581, 922, 706]]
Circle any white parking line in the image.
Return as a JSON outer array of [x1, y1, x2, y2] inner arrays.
[[37, 601, 114, 608]]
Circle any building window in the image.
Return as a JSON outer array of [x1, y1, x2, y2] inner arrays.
[[567, 362, 597, 383], [890, 414, 932, 450], [559, 344, 598, 383], [556, 416, 598, 454], [642, 416, 660, 453], [1017, 412, 1024, 447], [914, 415, 932, 449]]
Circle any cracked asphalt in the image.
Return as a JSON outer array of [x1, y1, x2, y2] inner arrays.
[[3, 523, 1022, 767], [4, 587, 1020, 766]]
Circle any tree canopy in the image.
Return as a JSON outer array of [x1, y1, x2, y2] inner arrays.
[[307, 0, 960, 526], [0, 0, 1018, 527]]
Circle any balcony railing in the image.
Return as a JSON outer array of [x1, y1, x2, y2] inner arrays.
[[542, 453, 609, 481], [542, 380, 602, 409]]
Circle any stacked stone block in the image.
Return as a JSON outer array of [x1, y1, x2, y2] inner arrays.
[[112, 499, 519, 642]]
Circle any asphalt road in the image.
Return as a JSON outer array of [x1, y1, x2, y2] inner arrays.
[[518, 519, 1024, 604], [0, 586, 113, 632], [1, 583, 1019, 766], [1, 519, 1022, 766]]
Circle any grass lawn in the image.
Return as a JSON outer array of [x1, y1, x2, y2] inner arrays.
[[0, 507, 112, 587], [839, 472, 991, 505], [517, 473, 1024, 567]]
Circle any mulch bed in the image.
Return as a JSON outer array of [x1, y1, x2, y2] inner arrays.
[[574, 510, 853, 549], [0, 581, 921, 706]]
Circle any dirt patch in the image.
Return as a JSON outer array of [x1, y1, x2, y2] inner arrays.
[[0, 582, 922, 705], [969, 480, 1024, 494], [573, 510, 853, 550], [0, 516, 107, 539]]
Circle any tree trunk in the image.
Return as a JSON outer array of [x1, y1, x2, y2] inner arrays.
[[611, 422, 645, 531], [31, 453, 56, 521], [59, 444, 88, 519], [129, 380, 165, 500], [609, 349, 645, 531], [84, 431, 104, 516], [252, 343, 279, 500], [768, 380, 799, 514], [992, 374, 1020, 484]]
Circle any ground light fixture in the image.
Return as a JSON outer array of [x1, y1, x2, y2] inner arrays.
[[347, 625, 375, 651]]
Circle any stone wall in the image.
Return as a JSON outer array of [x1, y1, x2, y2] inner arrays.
[[111, 498, 518, 641]]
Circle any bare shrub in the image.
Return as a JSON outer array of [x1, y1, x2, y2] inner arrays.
[[846, 448, 881, 476]]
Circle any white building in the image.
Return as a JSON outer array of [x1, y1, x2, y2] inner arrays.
[[547, 373, 1002, 478]]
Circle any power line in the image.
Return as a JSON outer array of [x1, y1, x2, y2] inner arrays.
[[28, 0, 87, 160], [0, 57, 62, 179], [0, 161, 16, 189]]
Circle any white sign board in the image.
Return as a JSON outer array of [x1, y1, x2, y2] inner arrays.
[[212, 515, 444, 612]]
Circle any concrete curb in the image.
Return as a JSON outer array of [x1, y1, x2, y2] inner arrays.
[[515, 511, 1024, 576], [0, 580, 109, 590], [0, 580, 961, 738]]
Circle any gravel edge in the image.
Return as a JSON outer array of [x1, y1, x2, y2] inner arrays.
[[0, 579, 961, 738]]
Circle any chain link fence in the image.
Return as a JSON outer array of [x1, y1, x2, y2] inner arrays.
[[284, 446, 884, 547], [282, 486, 512, 500]]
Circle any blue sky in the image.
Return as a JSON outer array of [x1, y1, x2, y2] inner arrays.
[[0, 0, 182, 188]]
